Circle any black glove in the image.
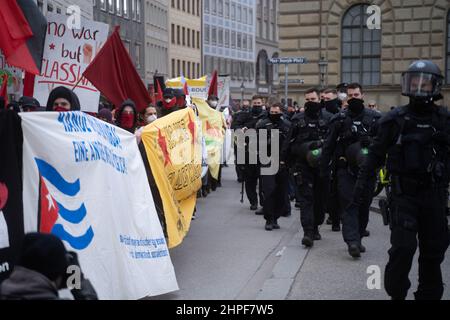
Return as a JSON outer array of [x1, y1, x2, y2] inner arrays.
[[309, 140, 323, 150], [360, 136, 371, 148], [65, 251, 99, 300]]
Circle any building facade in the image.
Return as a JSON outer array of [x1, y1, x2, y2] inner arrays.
[[255, 0, 279, 96], [278, 0, 450, 110], [93, 0, 146, 81], [169, 0, 202, 79], [145, 0, 170, 82], [36, 0, 94, 19], [203, 0, 256, 99]]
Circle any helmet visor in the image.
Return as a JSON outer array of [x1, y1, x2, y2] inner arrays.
[[401, 72, 442, 97]]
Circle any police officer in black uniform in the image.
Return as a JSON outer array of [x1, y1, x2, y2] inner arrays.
[[257, 101, 291, 230], [282, 88, 332, 246], [232, 100, 251, 182], [322, 88, 343, 231], [353, 60, 450, 300], [231, 95, 267, 210], [320, 83, 381, 257]]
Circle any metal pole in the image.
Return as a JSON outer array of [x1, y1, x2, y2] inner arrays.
[[284, 63, 288, 109]]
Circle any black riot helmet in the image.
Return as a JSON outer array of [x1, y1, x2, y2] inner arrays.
[[401, 60, 443, 100]]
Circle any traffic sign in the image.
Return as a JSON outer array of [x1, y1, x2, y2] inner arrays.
[[268, 57, 307, 64]]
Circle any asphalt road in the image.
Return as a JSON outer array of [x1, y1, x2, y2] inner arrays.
[[152, 166, 450, 300]]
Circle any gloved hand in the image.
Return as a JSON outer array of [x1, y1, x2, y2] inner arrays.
[[360, 136, 371, 148], [65, 251, 98, 300], [309, 140, 323, 150]]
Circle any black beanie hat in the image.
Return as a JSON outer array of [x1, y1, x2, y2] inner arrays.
[[46, 86, 81, 111], [17, 233, 69, 281]]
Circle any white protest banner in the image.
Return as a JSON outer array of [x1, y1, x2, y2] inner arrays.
[[218, 75, 230, 107], [20, 111, 179, 299], [0, 52, 23, 96], [33, 14, 109, 112]]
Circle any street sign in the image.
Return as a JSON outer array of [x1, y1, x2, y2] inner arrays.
[[268, 57, 307, 64], [288, 79, 305, 84]]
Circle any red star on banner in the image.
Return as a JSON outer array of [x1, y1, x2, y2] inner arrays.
[[39, 177, 59, 234], [187, 113, 195, 145], [49, 43, 55, 50], [157, 128, 172, 166]]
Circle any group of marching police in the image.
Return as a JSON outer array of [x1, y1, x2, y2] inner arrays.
[[231, 60, 450, 300]]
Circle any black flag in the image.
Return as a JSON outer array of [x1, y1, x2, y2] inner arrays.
[[0, 110, 24, 283]]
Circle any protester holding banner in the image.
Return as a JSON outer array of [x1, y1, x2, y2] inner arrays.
[[19, 96, 40, 112], [45, 86, 80, 111], [116, 99, 138, 133]]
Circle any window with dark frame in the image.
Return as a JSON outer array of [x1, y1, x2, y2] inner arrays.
[[341, 4, 381, 86]]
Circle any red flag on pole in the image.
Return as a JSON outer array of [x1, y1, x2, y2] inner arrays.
[[0, 73, 9, 107], [155, 78, 163, 102], [82, 26, 151, 112], [0, 0, 47, 75], [207, 70, 218, 97]]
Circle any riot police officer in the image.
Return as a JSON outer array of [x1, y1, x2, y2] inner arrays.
[[322, 88, 343, 231], [282, 88, 332, 246], [231, 95, 267, 210], [353, 60, 450, 300], [320, 83, 381, 257], [256, 101, 291, 230]]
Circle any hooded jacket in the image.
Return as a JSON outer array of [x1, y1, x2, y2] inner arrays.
[[116, 99, 138, 132], [46, 86, 81, 111]]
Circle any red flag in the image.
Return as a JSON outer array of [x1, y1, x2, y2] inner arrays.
[[0, 0, 47, 74], [23, 71, 35, 97], [0, 73, 9, 107], [82, 26, 151, 112], [155, 78, 163, 102], [208, 70, 218, 97]]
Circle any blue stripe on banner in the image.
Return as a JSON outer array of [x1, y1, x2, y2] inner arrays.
[[56, 201, 87, 224], [51, 224, 94, 250], [35, 158, 80, 197]]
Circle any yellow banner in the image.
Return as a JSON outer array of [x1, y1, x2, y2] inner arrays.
[[141, 107, 202, 248], [193, 97, 226, 179], [166, 76, 208, 99]]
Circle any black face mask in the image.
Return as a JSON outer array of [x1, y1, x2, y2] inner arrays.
[[304, 101, 321, 117], [269, 113, 282, 123], [347, 98, 365, 114], [409, 97, 434, 115], [252, 106, 263, 115], [324, 98, 341, 114]]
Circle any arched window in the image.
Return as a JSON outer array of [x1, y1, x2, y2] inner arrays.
[[342, 4, 381, 85], [256, 50, 268, 84]]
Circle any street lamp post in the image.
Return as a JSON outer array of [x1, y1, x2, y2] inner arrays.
[[240, 81, 245, 104], [318, 57, 328, 88]]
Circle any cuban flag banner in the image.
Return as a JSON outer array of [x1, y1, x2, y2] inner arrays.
[[20, 111, 178, 299]]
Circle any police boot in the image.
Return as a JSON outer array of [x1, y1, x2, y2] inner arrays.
[[348, 243, 361, 258], [255, 208, 264, 215], [359, 243, 366, 253], [313, 226, 322, 240], [302, 232, 314, 247], [265, 220, 273, 231]]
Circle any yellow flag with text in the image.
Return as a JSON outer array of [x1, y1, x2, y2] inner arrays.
[[193, 97, 226, 179], [141, 107, 202, 248]]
